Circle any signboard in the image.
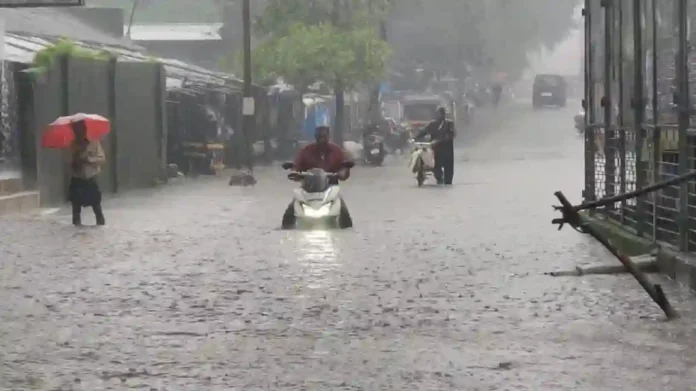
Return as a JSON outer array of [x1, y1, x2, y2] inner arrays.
[[0, 0, 84, 7], [242, 97, 255, 116]]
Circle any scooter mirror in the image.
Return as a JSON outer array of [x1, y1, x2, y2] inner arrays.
[[342, 161, 355, 169], [281, 162, 294, 170]]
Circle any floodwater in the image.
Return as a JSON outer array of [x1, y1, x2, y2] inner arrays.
[[2, 103, 696, 390]]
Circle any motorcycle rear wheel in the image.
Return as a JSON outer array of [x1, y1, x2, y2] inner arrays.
[[416, 160, 425, 187]]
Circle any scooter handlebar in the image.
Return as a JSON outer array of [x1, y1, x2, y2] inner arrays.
[[287, 171, 340, 181], [410, 139, 438, 147]]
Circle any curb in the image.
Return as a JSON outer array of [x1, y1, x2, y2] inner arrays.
[[583, 213, 696, 291]]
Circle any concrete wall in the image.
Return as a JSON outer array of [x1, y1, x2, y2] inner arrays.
[[29, 58, 167, 205], [32, 62, 66, 206], [113, 61, 165, 191], [67, 57, 116, 194]]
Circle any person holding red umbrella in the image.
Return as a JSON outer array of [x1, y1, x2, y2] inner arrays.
[[41, 113, 110, 226], [69, 120, 106, 226]]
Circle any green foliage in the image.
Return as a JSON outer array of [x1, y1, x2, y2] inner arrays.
[[243, 0, 393, 91], [231, 22, 390, 92], [254, 0, 395, 38], [95, 49, 119, 61], [30, 39, 117, 79]]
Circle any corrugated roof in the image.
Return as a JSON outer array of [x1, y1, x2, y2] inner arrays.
[[4, 33, 246, 90], [0, 8, 139, 49], [127, 23, 223, 41], [0, 8, 253, 91]]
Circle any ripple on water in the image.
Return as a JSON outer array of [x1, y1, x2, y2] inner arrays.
[[294, 230, 340, 290]]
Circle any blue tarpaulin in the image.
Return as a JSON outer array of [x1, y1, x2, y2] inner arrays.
[[302, 96, 334, 140]]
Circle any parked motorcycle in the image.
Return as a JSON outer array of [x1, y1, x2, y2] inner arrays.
[[408, 140, 436, 187], [281, 161, 355, 229], [363, 134, 386, 166]]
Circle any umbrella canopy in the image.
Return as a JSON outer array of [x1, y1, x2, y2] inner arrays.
[[41, 113, 111, 149]]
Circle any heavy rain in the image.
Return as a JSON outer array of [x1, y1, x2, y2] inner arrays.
[[1, 0, 696, 390]]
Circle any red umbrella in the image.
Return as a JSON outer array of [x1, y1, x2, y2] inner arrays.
[[41, 113, 111, 149]]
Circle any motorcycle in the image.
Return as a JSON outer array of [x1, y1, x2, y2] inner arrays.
[[363, 134, 386, 166], [408, 140, 436, 187], [281, 161, 355, 229]]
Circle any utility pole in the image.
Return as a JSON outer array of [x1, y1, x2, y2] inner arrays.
[[125, 0, 139, 39], [242, 0, 255, 171], [332, 0, 345, 145], [367, 0, 387, 124]]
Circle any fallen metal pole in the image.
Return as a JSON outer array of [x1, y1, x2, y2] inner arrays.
[[553, 191, 679, 320], [574, 170, 696, 213], [546, 259, 658, 276]]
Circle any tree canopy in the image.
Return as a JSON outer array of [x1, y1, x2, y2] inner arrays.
[[233, 22, 390, 92], [235, 0, 391, 91], [87, 0, 579, 82]]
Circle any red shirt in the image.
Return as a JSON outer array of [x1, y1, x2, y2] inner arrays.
[[294, 142, 348, 175]]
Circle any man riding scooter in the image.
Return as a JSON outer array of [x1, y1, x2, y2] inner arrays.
[[413, 106, 456, 185], [282, 125, 353, 228]]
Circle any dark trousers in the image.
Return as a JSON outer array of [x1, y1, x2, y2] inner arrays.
[[72, 202, 105, 226], [69, 177, 105, 226], [433, 148, 454, 185]]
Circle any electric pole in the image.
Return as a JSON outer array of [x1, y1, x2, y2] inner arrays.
[[125, 0, 139, 39], [332, 0, 345, 145], [367, 0, 388, 124], [242, 0, 255, 171]]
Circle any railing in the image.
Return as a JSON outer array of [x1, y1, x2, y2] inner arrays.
[[583, 0, 696, 252]]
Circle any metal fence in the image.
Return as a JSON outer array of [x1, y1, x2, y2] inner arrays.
[[584, 0, 696, 251]]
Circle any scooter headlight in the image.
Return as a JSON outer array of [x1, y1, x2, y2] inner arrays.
[[302, 202, 332, 218]]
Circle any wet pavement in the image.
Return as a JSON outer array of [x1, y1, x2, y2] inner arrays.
[[3, 105, 696, 390]]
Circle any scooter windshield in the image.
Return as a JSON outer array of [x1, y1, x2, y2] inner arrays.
[[301, 169, 330, 193]]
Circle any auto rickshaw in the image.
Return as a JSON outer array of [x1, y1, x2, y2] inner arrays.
[[400, 94, 452, 137]]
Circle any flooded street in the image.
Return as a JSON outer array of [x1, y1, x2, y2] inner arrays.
[[3, 106, 696, 390]]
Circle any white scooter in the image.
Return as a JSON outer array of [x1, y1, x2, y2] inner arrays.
[[408, 140, 436, 187], [281, 161, 355, 229]]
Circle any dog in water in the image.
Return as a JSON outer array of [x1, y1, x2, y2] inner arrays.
[[228, 168, 257, 186]]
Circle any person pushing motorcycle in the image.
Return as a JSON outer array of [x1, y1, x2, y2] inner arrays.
[[282, 125, 352, 228], [414, 106, 456, 185]]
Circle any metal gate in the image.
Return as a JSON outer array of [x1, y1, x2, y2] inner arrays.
[[584, 0, 696, 252]]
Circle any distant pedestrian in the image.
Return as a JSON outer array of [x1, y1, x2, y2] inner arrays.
[[69, 120, 106, 226], [414, 106, 456, 185]]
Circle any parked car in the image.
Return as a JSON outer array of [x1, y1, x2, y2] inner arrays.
[[400, 94, 450, 137], [532, 74, 567, 108]]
